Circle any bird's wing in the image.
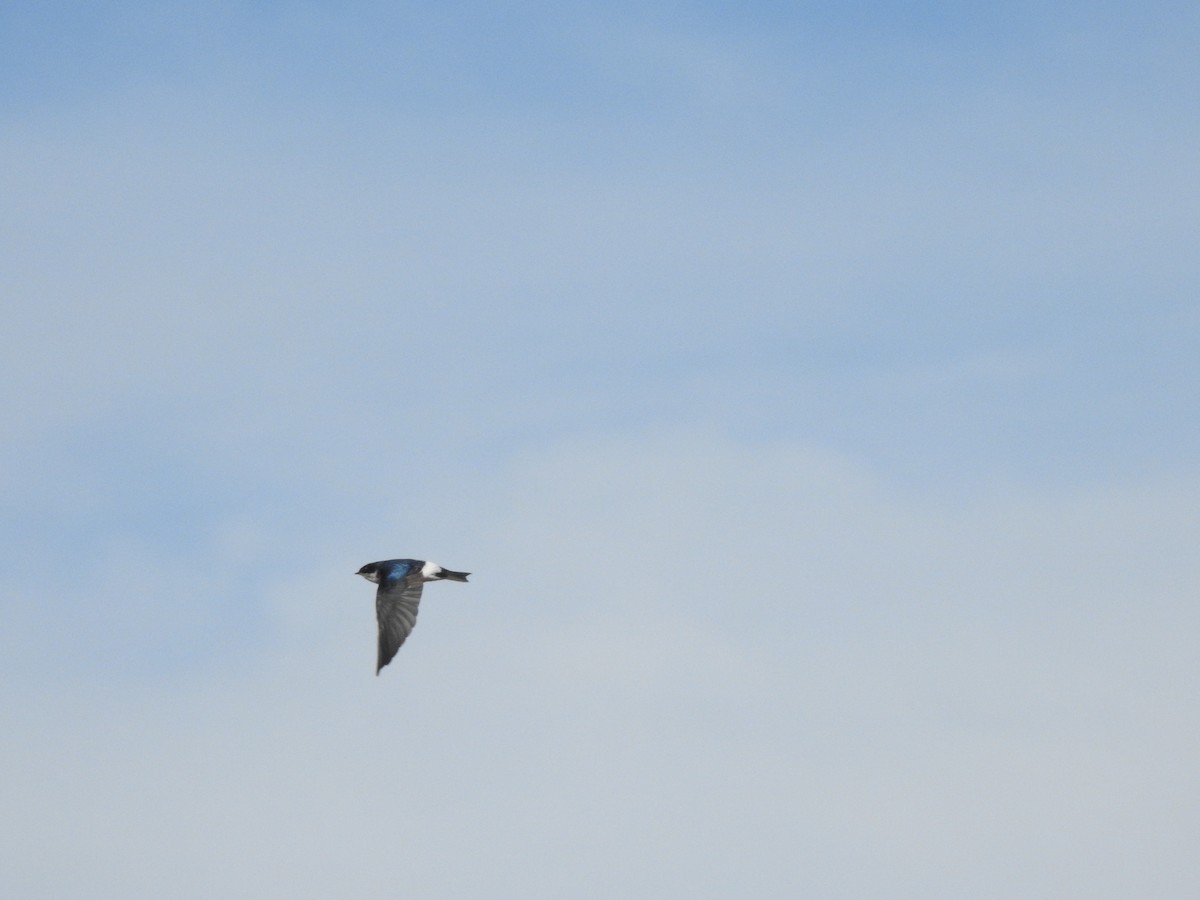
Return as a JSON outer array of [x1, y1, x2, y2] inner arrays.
[[375, 575, 425, 674]]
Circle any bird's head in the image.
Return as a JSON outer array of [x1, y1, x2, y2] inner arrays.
[[355, 562, 381, 584]]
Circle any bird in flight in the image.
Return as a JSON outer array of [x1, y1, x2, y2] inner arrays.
[[355, 558, 470, 674]]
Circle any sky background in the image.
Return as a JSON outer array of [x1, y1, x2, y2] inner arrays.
[[2, 2, 1199, 897]]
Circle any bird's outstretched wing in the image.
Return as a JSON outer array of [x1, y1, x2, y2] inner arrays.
[[376, 574, 425, 674]]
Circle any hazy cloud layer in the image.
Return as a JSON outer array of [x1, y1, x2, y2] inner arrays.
[[4, 435, 1199, 897]]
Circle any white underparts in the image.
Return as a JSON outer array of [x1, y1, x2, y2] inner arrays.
[[420, 560, 443, 580]]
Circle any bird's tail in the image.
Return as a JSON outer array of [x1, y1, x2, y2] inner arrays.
[[439, 569, 470, 582]]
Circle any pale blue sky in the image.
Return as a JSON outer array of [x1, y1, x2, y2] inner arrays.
[[2, 3, 1199, 897]]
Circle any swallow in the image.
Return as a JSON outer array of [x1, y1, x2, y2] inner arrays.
[[355, 558, 470, 674]]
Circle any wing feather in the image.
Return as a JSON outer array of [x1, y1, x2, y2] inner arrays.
[[375, 575, 425, 674]]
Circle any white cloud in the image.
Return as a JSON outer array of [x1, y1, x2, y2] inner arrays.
[[3, 433, 1197, 897]]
